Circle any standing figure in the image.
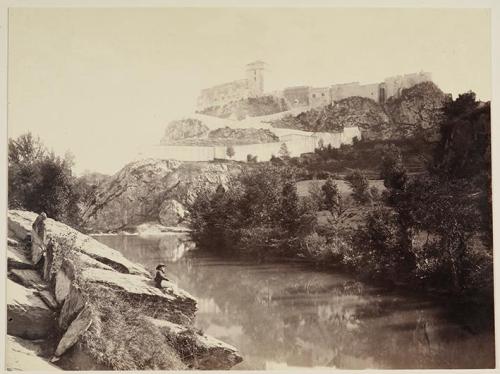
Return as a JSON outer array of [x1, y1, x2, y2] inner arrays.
[[154, 264, 170, 289]]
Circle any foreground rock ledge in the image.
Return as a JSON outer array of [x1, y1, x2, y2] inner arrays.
[[6, 210, 243, 370]]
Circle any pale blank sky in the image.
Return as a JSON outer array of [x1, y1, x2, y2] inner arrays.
[[8, 7, 491, 174]]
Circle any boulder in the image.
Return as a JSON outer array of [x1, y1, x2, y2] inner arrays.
[[158, 199, 186, 226], [7, 244, 34, 270], [9, 268, 47, 291], [147, 317, 243, 370], [7, 279, 55, 339], [6, 335, 61, 371], [55, 307, 93, 357], [79, 267, 197, 324]]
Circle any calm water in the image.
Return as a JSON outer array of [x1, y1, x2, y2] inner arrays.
[[95, 234, 495, 370]]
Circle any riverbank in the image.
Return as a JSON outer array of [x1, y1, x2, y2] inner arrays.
[[6, 210, 242, 370]]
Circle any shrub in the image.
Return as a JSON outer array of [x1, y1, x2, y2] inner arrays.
[[345, 170, 370, 204]]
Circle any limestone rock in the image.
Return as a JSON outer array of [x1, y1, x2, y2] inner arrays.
[[59, 284, 86, 329], [7, 244, 34, 270], [36, 290, 59, 310], [9, 268, 47, 291], [7, 210, 37, 241], [271, 81, 447, 141], [6, 335, 61, 371], [8, 210, 148, 276], [159, 199, 186, 226], [55, 307, 92, 357], [197, 95, 289, 120], [81, 159, 240, 232], [80, 267, 197, 323], [147, 317, 243, 370], [55, 259, 77, 304], [7, 279, 55, 339], [8, 237, 20, 246], [384, 81, 446, 140], [160, 118, 210, 144]]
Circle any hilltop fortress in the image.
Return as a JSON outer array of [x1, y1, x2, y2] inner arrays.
[[197, 61, 432, 110], [138, 63, 439, 163]]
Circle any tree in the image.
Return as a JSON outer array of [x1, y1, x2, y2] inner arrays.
[[345, 170, 370, 204], [226, 145, 235, 159], [321, 176, 341, 215], [380, 145, 407, 191], [278, 143, 290, 159], [8, 132, 84, 228]]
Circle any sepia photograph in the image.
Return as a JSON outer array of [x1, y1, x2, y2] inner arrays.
[[2, 1, 497, 371]]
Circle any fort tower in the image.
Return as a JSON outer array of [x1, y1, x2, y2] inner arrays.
[[246, 61, 266, 97]]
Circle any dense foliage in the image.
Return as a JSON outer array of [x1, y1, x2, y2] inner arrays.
[[8, 132, 97, 230], [189, 164, 317, 256], [189, 92, 492, 296]]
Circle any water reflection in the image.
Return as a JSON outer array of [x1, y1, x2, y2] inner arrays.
[[95, 235, 495, 370]]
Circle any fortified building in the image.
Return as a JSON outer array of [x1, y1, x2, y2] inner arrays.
[[197, 62, 432, 110]]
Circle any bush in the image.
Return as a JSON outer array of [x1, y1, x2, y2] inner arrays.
[[8, 133, 87, 229], [345, 170, 371, 204]]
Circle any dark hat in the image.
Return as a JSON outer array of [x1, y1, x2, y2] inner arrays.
[[156, 264, 166, 270]]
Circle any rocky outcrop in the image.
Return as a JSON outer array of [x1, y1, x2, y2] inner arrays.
[[384, 81, 447, 140], [159, 199, 186, 226], [273, 96, 389, 136], [272, 82, 447, 141], [8, 209, 148, 276], [160, 118, 210, 145], [81, 159, 241, 232], [6, 210, 242, 370], [7, 279, 56, 339], [147, 317, 243, 369], [197, 95, 289, 120]]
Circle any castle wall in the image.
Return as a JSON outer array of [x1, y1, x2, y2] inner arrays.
[[309, 87, 331, 108], [330, 82, 361, 102], [283, 86, 311, 107], [197, 79, 249, 109], [383, 72, 432, 99], [354, 83, 380, 102]]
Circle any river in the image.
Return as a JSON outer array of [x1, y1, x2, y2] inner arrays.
[[94, 233, 495, 370]]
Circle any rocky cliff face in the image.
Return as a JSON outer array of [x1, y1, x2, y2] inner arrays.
[[384, 81, 447, 140], [6, 210, 243, 370], [197, 95, 289, 120], [272, 82, 447, 140], [81, 159, 241, 232]]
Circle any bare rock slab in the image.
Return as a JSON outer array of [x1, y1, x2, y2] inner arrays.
[[7, 244, 34, 270], [55, 307, 93, 357], [9, 268, 48, 291], [8, 209, 149, 276], [80, 267, 198, 323], [7, 279, 56, 339], [6, 335, 61, 371]]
